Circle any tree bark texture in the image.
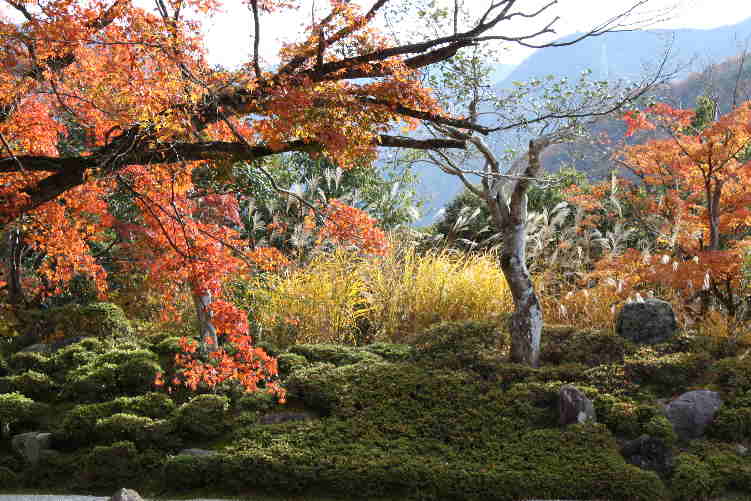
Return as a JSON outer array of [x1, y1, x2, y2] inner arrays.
[[502, 221, 543, 367], [5, 229, 25, 305], [193, 290, 219, 355]]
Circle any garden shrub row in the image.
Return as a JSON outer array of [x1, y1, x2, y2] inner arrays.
[[3, 316, 751, 500]]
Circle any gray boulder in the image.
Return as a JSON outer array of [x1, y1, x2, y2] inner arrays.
[[11, 431, 52, 465], [621, 435, 674, 475], [665, 390, 722, 440], [108, 488, 144, 501], [558, 385, 596, 426], [177, 448, 218, 457], [19, 343, 53, 354], [616, 298, 678, 344]]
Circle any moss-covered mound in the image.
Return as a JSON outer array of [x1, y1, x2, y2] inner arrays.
[[2, 316, 751, 500]]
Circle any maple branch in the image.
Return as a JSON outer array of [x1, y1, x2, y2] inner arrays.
[[278, 0, 390, 75], [0, 0, 125, 124], [0, 131, 25, 172], [115, 173, 193, 261], [1, 134, 464, 216], [358, 97, 493, 134], [0, 135, 464, 174]]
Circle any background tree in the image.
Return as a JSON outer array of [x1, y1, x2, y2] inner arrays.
[[417, 34, 672, 366], [579, 98, 751, 327]]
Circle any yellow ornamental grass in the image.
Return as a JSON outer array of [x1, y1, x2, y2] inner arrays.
[[359, 248, 513, 342], [249, 248, 513, 346], [250, 251, 370, 347]]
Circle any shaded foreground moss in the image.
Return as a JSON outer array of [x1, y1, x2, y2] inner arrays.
[[3, 318, 751, 500]]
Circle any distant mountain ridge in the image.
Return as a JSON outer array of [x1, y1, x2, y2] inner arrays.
[[412, 16, 751, 226], [500, 17, 751, 87]]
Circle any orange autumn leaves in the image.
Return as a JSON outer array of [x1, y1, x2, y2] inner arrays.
[[0, 0, 412, 395], [568, 100, 751, 317]]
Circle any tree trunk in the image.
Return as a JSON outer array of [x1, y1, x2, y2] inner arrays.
[[5, 228, 25, 306], [192, 289, 219, 355], [501, 220, 543, 367], [708, 187, 722, 251]]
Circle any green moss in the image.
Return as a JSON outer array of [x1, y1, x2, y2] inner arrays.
[[53, 302, 133, 339], [95, 413, 156, 444], [409, 320, 506, 370], [669, 443, 751, 499], [583, 363, 639, 396], [14, 303, 132, 347], [486, 362, 589, 386], [595, 394, 656, 439], [671, 453, 723, 500], [162, 453, 219, 491], [57, 401, 119, 446], [175, 394, 229, 439], [287, 344, 383, 367], [707, 407, 751, 442], [125, 392, 176, 419], [499, 381, 566, 427], [285, 362, 338, 415], [7, 352, 53, 374], [153, 336, 182, 357], [51, 338, 105, 373], [21, 449, 85, 490], [236, 391, 280, 413], [276, 352, 309, 377], [710, 357, 751, 399], [63, 349, 162, 402], [63, 363, 119, 402], [197, 423, 667, 501], [624, 349, 712, 394], [57, 393, 176, 447], [81, 441, 147, 489], [94, 413, 178, 449], [0, 392, 38, 436], [254, 340, 281, 358], [28, 347, 678, 500], [540, 326, 632, 366], [0, 370, 58, 402], [644, 414, 678, 447], [362, 343, 414, 362]]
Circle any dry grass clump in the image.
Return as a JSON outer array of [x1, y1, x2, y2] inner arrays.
[[246, 246, 513, 347], [246, 250, 369, 347], [360, 247, 512, 342]]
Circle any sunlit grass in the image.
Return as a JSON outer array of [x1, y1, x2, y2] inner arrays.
[[245, 246, 513, 347], [359, 246, 512, 342]]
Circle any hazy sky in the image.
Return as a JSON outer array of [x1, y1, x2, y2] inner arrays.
[[203, 0, 751, 68]]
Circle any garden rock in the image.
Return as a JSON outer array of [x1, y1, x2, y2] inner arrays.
[[108, 488, 144, 501], [19, 336, 86, 354], [665, 390, 722, 440], [50, 336, 87, 351], [19, 343, 53, 354], [558, 385, 596, 426], [260, 411, 317, 425], [178, 448, 218, 457], [11, 431, 52, 465], [621, 435, 674, 475], [616, 298, 678, 344]]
